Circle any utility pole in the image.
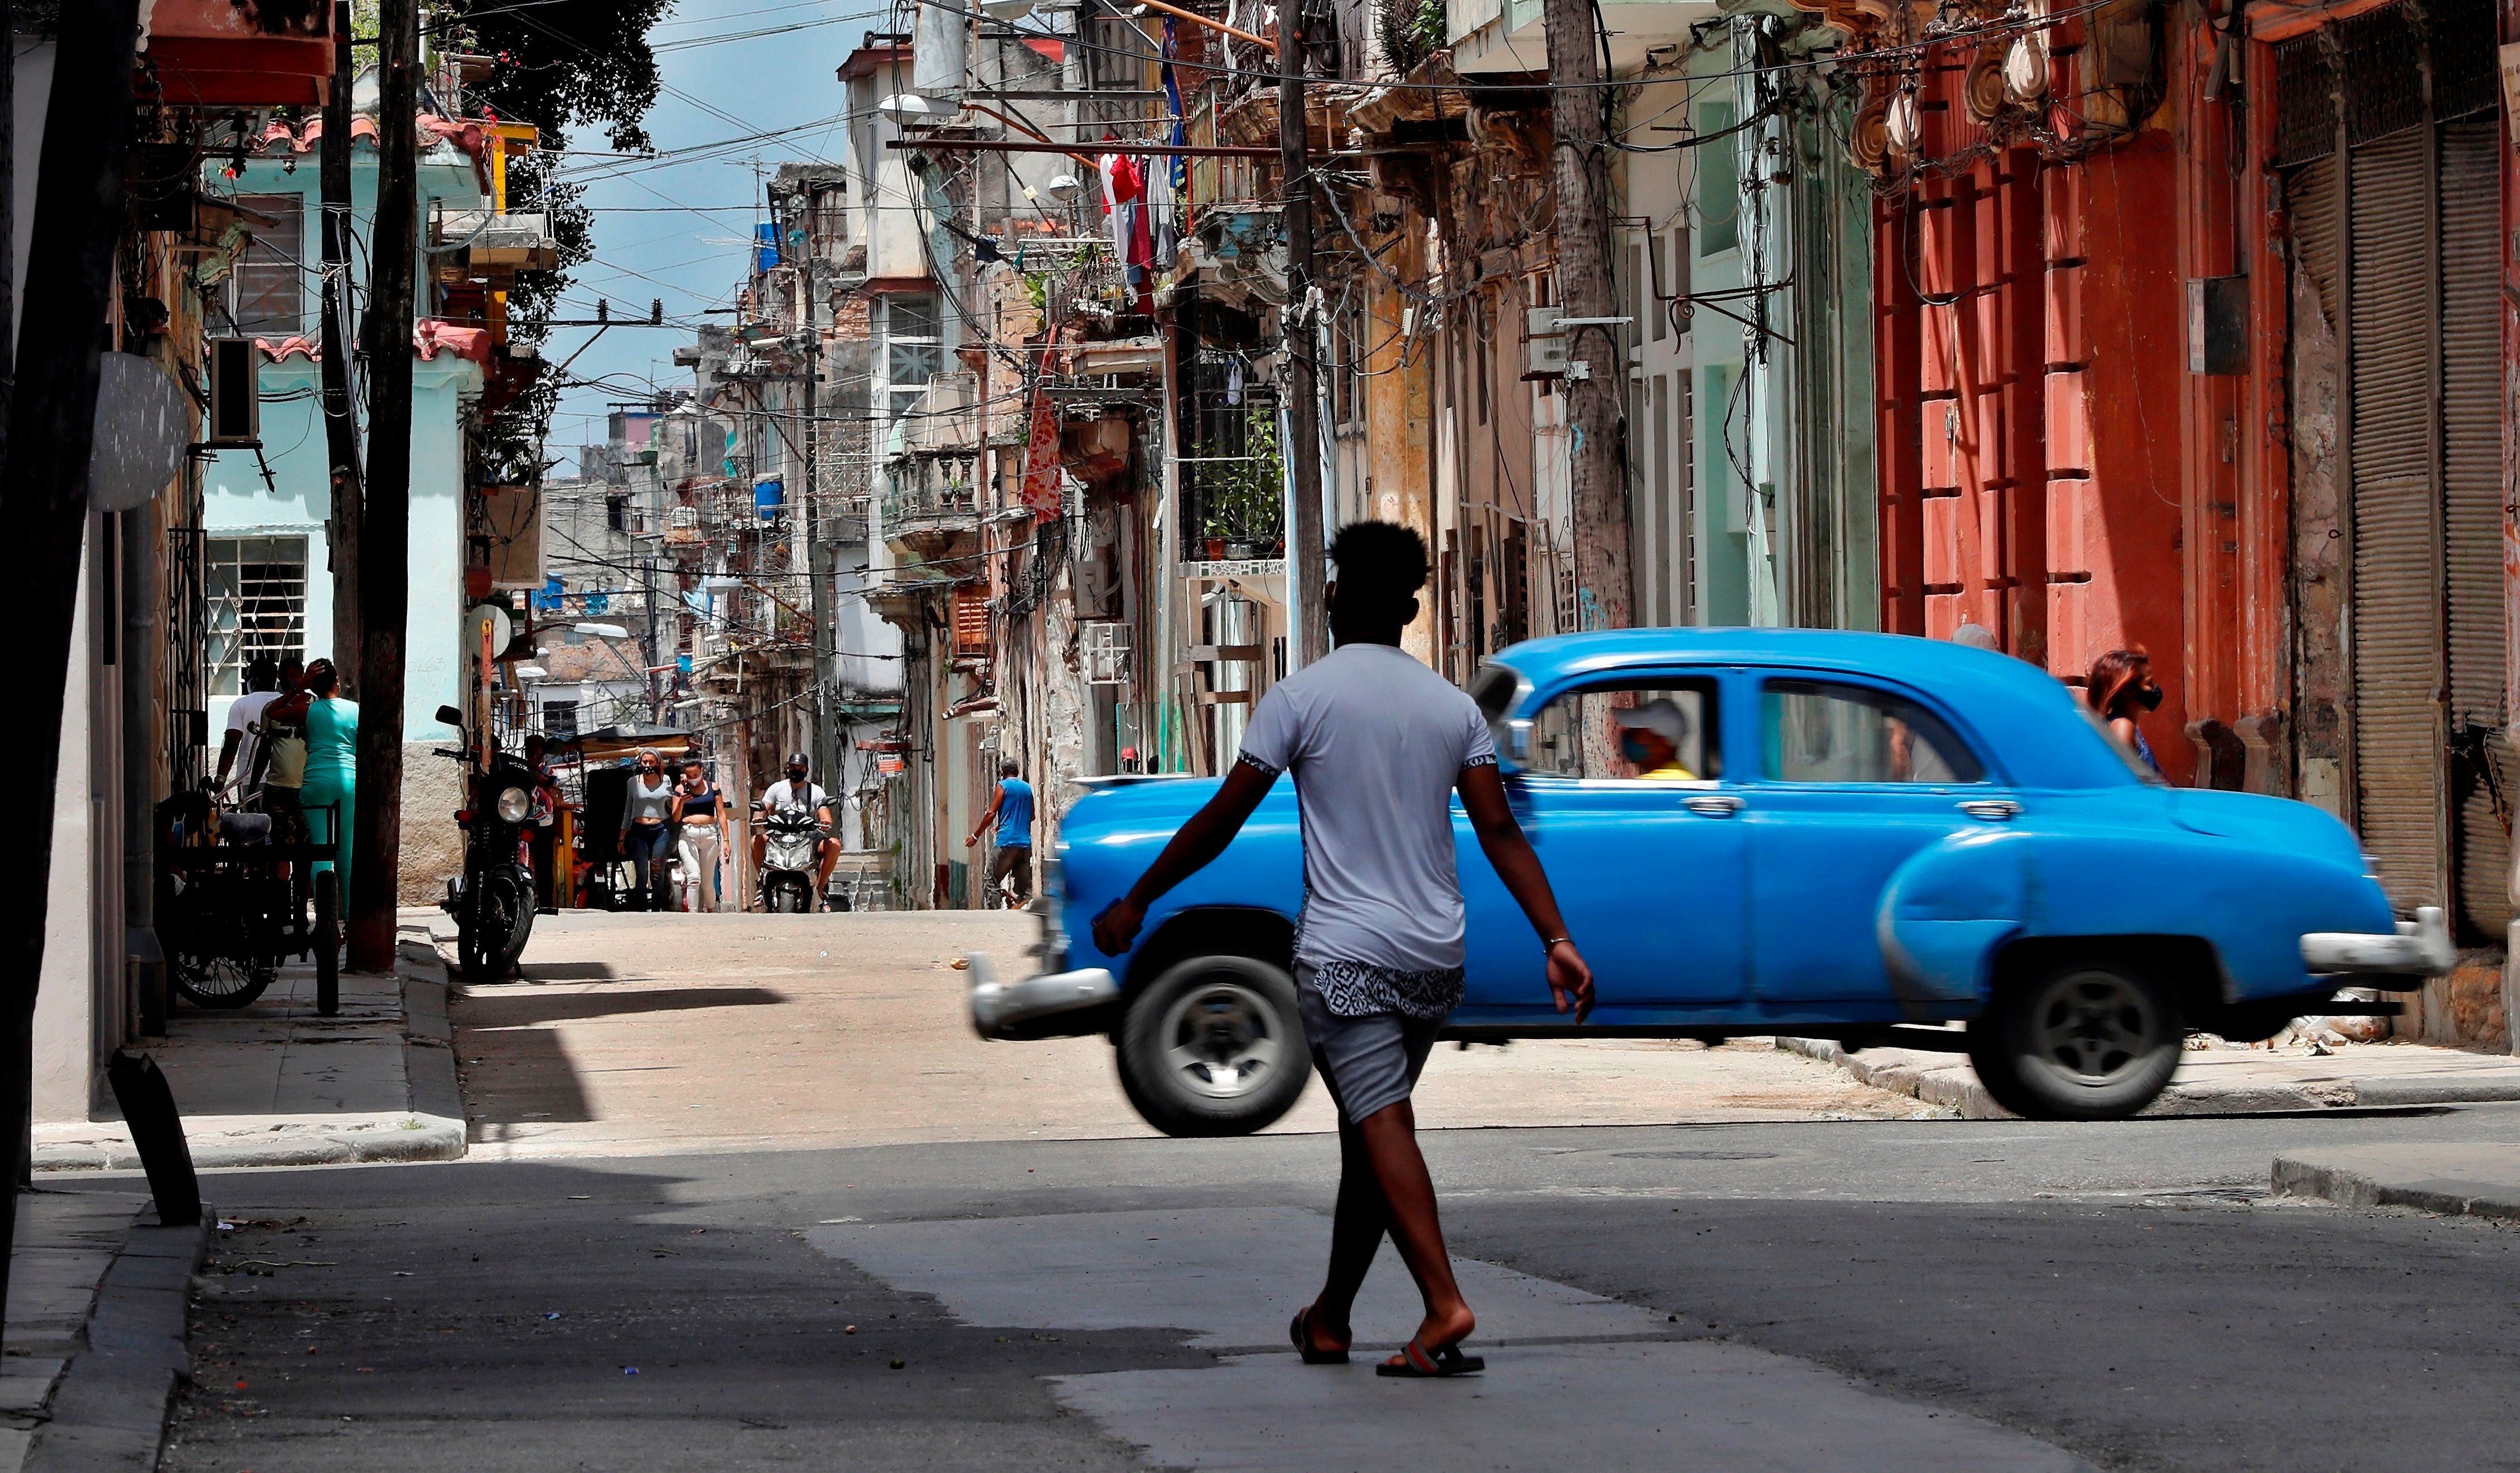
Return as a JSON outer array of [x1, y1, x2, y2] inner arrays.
[[1542, 0, 1631, 631], [1277, 0, 1326, 663], [805, 334, 841, 796], [320, 0, 364, 694], [1, 0, 141, 1327], [349, 0, 420, 971]]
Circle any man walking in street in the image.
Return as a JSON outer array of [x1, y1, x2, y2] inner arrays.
[[1092, 521, 1592, 1378], [967, 760, 1035, 907]]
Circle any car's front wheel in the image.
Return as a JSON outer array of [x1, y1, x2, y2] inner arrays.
[[1117, 955, 1311, 1137], [1968, 956, 2182, 1120]]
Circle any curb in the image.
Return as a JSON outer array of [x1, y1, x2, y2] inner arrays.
[[2270, 1151, 2520, 1221], [1779, 1036, 2520, 1117], [395, 935, 467, 1134], [22, 1208, 211, 1473], [1775, 1037, 1995, 1118], [33, 1115, 465, 1172]]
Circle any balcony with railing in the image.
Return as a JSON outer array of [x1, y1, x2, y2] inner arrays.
[[882, 372, 987, 557]]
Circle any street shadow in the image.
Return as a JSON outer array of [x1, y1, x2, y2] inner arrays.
[[516, 961, 621, 983], [456, 986, 789, 1030]]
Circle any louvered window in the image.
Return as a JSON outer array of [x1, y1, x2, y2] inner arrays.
[[2281, 0, 2508, 935]]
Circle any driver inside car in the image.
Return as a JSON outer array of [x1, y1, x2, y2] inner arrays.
[[1613, 699, 1696, 781]]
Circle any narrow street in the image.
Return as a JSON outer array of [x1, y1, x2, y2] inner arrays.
[[141, 916, 2520, 1473]]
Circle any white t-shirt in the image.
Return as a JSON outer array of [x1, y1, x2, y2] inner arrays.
[[1237, 641, 1496, 975], [760, 779, 828, 817], [225, 691, 279, 785]]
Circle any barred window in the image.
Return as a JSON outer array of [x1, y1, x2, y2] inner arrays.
[[206, 535, 308, 696]]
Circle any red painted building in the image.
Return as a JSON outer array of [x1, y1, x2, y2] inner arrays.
[[1809, 0, 2516, 1038]]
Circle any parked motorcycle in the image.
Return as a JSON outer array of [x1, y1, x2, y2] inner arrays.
[[757, 808, 824, 914], [434, 704, 539, 983]]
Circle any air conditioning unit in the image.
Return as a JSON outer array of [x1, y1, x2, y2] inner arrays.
[[1082, 620, 1132, 686], [204, 337, 259, 446]]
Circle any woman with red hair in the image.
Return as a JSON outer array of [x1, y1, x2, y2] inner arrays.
[[2087, 647, 2165, 776]]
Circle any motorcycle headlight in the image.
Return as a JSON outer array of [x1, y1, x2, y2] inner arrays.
[[495, 786, 532, 824]]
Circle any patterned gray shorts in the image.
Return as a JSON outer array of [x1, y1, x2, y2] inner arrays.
[[1295, 963, 1444, 1124]]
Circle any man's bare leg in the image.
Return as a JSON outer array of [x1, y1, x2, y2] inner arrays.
[[1301, 1115, 1388, 1355], [1354, 1100, 1473, 1357]]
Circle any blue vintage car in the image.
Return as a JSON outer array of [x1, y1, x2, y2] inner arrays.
[[970, 629, 2454, 1131]]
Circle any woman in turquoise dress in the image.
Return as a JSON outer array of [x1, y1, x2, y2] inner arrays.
[[295, 658, 361, 904]]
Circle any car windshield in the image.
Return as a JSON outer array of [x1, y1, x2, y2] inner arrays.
[[1470, 662, 1524, 762]]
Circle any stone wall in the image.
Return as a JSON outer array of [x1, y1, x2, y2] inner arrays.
[[398, 741, 466, 905]]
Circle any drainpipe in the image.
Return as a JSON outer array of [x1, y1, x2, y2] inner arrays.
[[120, 504, 164, 1036]]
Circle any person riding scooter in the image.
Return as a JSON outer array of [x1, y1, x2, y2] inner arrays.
[[752, 753, 841, 911]]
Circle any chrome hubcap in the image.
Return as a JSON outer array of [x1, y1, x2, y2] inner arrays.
[[1159, 981, 1286, 1100], [2027, 971, 2162, 1084]]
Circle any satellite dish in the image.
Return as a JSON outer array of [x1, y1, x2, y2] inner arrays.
[[88, 353, 191, 513], [469, 603, 514, 657]]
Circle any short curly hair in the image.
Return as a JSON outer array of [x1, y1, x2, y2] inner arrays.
[[1329, 521, 1430, 627]]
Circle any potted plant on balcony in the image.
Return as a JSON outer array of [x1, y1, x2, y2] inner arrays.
[[1199, 410, 1282, 562]]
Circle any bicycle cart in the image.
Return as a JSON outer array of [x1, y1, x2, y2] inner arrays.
[[153, 790, 341, 1012]]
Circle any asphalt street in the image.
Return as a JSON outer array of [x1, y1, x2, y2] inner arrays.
[[153, 1102, 2520, 1472]]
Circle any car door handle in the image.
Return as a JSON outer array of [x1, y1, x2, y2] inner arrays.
[[1958, 798, 2022, 822], [1684, 794, 1745, 817]]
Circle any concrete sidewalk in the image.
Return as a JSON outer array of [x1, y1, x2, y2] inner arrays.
[[35, 921, 465, 1172], [2271, 1144, 2520, 1220], [1779, 1034, 2520, 1118], [4, 1191, 211, 1471]]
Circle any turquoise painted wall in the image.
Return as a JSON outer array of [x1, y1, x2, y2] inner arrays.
[[199, 138, 490, 740]]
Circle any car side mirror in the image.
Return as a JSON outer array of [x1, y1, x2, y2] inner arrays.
[[435, 704, 465, 728]]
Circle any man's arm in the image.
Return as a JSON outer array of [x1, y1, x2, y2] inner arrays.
[[215, 730, 243, 784], [967, 783, 1003, 848], [1456, 763, 1594, 1021], [1090, 761, 1277, 955]]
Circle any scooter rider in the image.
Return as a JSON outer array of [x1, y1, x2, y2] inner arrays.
[[753, 752, 842, 910]]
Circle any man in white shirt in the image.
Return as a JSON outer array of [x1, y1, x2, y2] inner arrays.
[[752, 752, 841, 909], [1093, 521, 1592, 1380], [217, 656, 284, 796]]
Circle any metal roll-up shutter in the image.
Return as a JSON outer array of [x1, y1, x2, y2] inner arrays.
[[2287, 157, 2340, 332], [2347, 124, 2446, 912], [2437, 117, 2509, 933]]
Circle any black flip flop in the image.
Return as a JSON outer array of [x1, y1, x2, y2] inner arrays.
[[1290, 1307, 1349, 1365], [1375, 1337, 1485, 1378]]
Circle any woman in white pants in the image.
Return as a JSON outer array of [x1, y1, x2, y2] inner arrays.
[[671, 758, 728, 912]]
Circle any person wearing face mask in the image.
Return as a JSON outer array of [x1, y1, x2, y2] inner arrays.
[[619, 747, 678, 911], [1610, 699, 1695, 781], [2087, 646, 2166, 777], [752, 752, 841, 909]]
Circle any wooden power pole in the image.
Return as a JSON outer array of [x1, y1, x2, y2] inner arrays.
[[1541, 0, 1631, 631], [320, 0, 364, 694], [1277, 0, 1327, 663], [349, 0, 421, 971], [0, 0, 142, 1326]]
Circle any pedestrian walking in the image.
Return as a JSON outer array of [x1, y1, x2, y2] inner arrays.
[[673, 757, 727, 912], [966, 760, 1035, 906], [216, 655, 284, 796], [620, 748, 678, 912], [295, 657, 359, 905], [256, 655, 311, 849], [2087, 646, 2166, 777], [1091, 520, 1593, 1379]]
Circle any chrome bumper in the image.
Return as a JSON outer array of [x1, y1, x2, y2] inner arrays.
[[2301, 906, 2456, 978], [967, 952, 1120, 1039]]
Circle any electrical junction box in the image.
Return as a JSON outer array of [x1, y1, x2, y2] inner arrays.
[[2186, 276, 2248, 376], [1525, 306, 1565, 378]]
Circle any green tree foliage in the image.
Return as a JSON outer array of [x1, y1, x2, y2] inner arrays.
[[447, 0, 670, 477], [1377, 0, 1446, 76]]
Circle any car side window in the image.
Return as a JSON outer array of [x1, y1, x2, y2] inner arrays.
[[1525, 680, 1721, 782], [1760, 678, 1985, 784]]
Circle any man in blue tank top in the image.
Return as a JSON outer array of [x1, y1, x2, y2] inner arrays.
[[967, 761, 1035, 906]]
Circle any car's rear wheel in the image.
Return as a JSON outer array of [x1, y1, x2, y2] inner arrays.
[[1117, 955, 1310, 1137], [1968, 956, 2181, 1120]]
